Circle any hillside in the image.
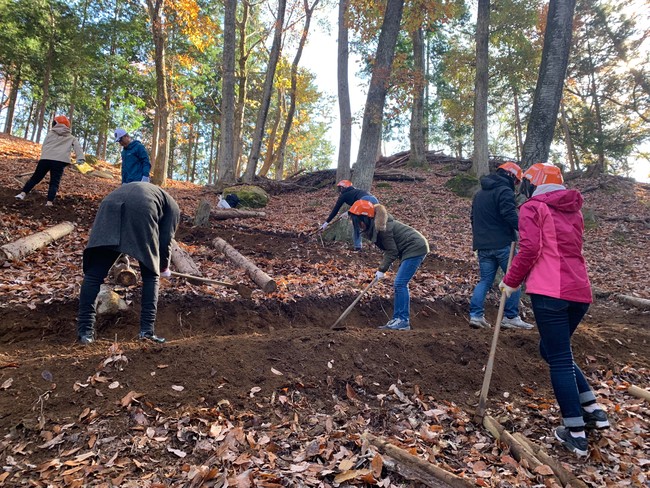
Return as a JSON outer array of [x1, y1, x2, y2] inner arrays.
[[0, 132, 648, 487]]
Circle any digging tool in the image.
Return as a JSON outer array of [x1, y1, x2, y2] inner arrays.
[[170, 271, 253, 299], [473, 241, 516, 424], [331, 277, 378, 330], [308, 211, 348, 237]]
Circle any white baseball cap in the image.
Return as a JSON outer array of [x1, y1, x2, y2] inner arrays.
[[114, 128, 128, 142]]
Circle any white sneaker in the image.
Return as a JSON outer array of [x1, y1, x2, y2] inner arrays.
[[15, 192, 26, 200], [501, 316, 534, 330], [45, 201, 54, 207], [469, 316, 491, 329]]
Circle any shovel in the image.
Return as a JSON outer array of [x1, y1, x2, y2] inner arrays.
[[473, 241, 516, 424], [331, 277, 378, 330], [170, 271, 253, 299]]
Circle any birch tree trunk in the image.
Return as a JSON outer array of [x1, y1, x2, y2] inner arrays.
[[353, 0, 405, 191], [472, 0, 489, 178], [336, 0, 352, 182], [521, 0, 577, 167]]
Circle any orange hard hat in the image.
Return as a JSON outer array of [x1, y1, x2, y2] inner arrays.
[[337, 179, 353, 188], [349, 199, 375, 218], [498, 161, 523, 182], [54, 115, 70, 128], [523, 163, 564, 186]]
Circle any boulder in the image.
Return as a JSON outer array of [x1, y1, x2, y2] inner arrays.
[[223, 185, 270, 208]]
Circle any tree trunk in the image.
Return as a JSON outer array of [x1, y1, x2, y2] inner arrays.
[[512, 83, 523, 160], [472, 0, 489, 178], [274, 0, 320, 179], [258, 92, 283, 177], [24, 97, 35, 139], [409, 27, 426, 167], [244, 0, 287, 182], [336, 0, 352, 182], [148, 0, 171, 187], [186, 123, 194, 181], [587, 39, 606, 174], [0, 222, 75, 265], [234, 0, 253, 176], [353, 0, 405, 191], [559, 99, 577, 171], [36, 36, 55, 142], [208, 118, 216, 184], [217, 0, 238, 189], [3, 68, 21, 134], [521, 0, 577, 167], [212, 237, 277, 293]]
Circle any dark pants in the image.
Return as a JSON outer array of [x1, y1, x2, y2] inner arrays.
[[22, 159, 67, 202], [531, 294, 595, 429], [77, 248, 160, 339]]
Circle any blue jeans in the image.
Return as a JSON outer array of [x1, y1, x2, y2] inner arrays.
[[392, 255, 426, 322], [531, 294, 594, 428], [352, 195, 379, 249], [469, 246, 520, 319], [77, 248, 160, 339]]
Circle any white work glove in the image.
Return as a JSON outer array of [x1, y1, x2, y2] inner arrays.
[[375, 271, 385, 281], [160, 268, 172, 279], [141, 176, 150, 183], [319, 222, 329, 231], [499, 280, 518, 298]]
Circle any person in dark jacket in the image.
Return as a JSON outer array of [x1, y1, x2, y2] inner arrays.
[[349, 200, 429, 330], [500, 163, 608, 458], [15, 115, 85, 206], [469, 162, 533, 330], [77, 183, 180, 344], [114, 128, 151, 184], [320, 180, 379, 250]]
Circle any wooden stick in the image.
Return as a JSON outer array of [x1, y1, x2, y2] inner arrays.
[[212, 238, 276, 293], [364, 433, 473, 488], [331, 278, 377, 330], [0, 222, 75, 265], [473, 242, 516, 424], [170, 271, 252, 299], [308, 210, 347, 236], [483, 416, 546, 472], [628, 385, 650, 402]]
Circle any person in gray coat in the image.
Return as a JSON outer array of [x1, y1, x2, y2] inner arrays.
[[77, 182, 181, 344]]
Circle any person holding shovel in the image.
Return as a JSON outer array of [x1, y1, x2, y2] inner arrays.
[[500, 163, 608, 458], [469, 162, 533, 330], [15, 115, 85, 206], [348, 200, 429, 330], [77, 182, 180, 345], [319, 180, 379, 251]]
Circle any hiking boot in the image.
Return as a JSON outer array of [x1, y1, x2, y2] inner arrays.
[[353, 247, 362, 252], [378, 318, 411, 331], [501, 316, 534, 330], [15, 192, 26, 200], [78, 335, 94, 345], [469, 316, 491, 329], [583, 408, 610, 430], [554, 426, 588, 458], [139, 332, 166, 344]]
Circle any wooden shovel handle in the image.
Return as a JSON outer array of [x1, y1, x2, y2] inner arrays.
[[170, 271, 252, 298], [331, 277, 378, 330]]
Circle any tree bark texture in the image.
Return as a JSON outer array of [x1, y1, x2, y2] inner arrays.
[[353, 0, 405, 191], [0, 222, 75, 265], [4, 68, 21, 134], [521, 0, 577, 167], [217, 0, 238, 188], [336, 0, 352, 182], [171, 240, 203, 277], [212, 209, 266, 220], [472, 0, 490, 178], [409, 27, 426, 167], [212, 237, 276, 293], [244, 0, 287, 182], [194, 199, 212, 227]]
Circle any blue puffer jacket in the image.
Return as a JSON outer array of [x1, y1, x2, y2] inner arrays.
[[121, 140, 151, 184]]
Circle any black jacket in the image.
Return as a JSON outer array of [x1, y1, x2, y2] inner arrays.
[[326, 187, 374, 222], [471, 173, 519, 250]]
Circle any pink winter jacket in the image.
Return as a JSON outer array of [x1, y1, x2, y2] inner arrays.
[[503, 187, 592, 303]]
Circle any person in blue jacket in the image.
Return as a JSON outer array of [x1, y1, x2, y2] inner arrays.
[[114, 128, 151, 184]]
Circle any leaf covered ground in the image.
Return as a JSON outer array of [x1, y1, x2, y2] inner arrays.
[[0, 132, 648, 487]]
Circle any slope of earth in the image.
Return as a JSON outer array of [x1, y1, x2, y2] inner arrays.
[[0, 132, 648, 487]]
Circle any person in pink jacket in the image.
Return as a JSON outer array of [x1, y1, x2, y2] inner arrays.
[[499, 163, 609, 458]]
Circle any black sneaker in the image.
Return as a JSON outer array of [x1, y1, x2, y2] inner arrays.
[[139, 333, 166, 344], [554, 426, 588, 458], [583, 408, 610, 429]]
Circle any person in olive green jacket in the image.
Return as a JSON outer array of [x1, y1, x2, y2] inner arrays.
[[349, 200, 429, 330]]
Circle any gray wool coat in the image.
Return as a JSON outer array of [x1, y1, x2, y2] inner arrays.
[[84, 182, 180, 275]]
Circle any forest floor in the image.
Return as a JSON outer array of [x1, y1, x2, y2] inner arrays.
[[0, 132, 648, 487]]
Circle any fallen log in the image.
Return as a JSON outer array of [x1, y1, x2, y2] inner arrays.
[[212, 238, 277, 293], [513, 433, 588, 488], [171, 240, 203, 277], [170, 271, 253, 299], [0, 222, 75, 265], [363, 433, 473, 488], [614, 294, 650, 310], [211, 209, 266, 220], [109, 262, 138, 286], [628, 385, 650, 402]]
